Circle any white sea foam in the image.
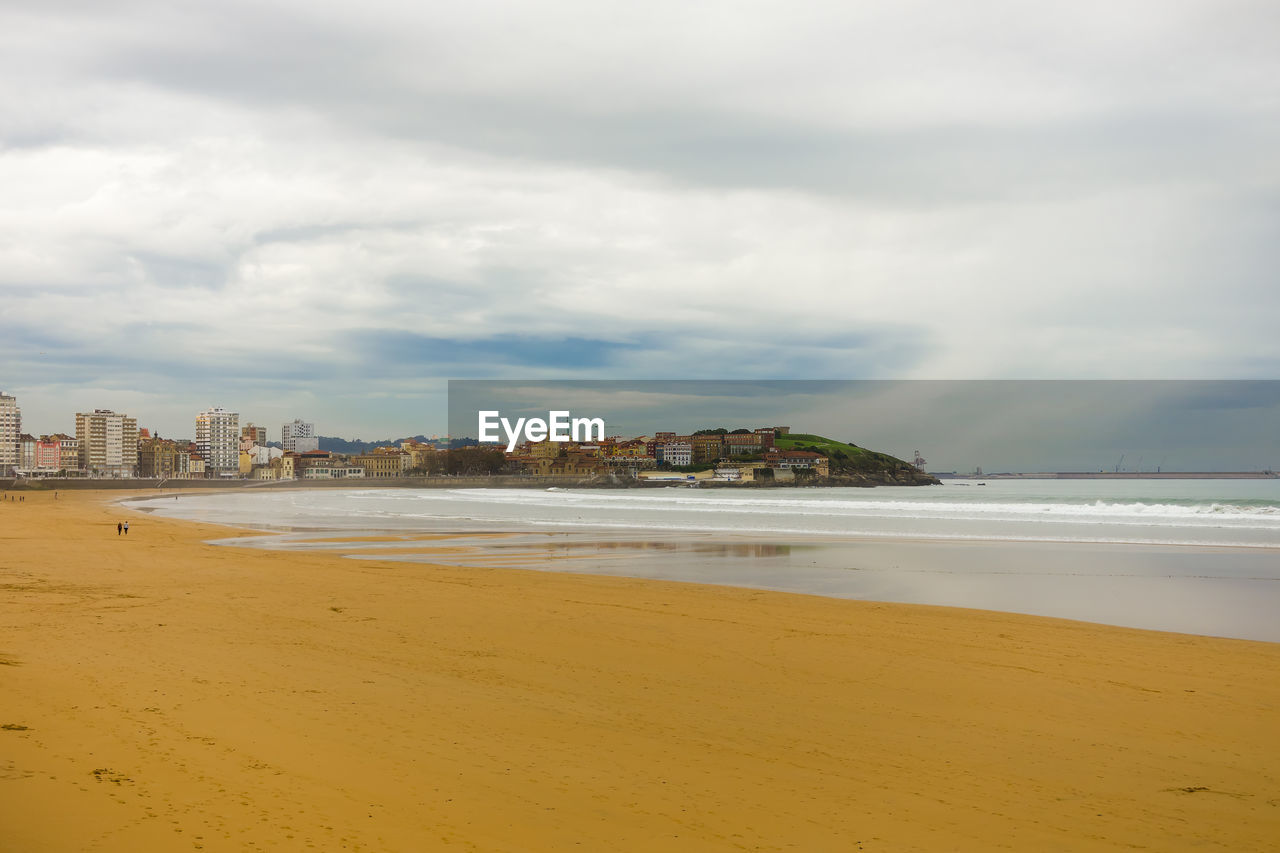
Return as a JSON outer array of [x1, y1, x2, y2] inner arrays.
[[136, 480, 1280, 548]]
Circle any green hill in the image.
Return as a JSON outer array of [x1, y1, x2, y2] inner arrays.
[[774, 433, 938, 486]]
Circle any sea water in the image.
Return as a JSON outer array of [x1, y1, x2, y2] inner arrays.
[[128, 480, 1280, 642]]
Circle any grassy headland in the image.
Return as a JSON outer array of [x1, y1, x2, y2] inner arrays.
[[774, 432, 940, 485]]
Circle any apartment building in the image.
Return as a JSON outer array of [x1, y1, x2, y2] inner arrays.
[[0, 392, 18, 475], [658, 441, 693, 467], [35, 436, 63, 471], [723, 432, 767, 456], [195, 407, 240, 475], [241, 423, 267, 446], [282, 419, 319, 453], [56, 434, 79, 472], [74, 409, 139, 477], [691, 434, 724, 462]]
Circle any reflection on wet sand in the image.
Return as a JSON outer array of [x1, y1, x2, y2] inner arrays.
[[481, 539, 794, 559], [207, 528, 1280, 643]]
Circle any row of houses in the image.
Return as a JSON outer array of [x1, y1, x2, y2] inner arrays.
[[133, 439, 443, 481], [3, 390, 833, 483], [0, 404, 143, 478], [500, 426, 831, 481]]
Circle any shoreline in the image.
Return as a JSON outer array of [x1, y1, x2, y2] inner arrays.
[[9, 468, 1278, 494], [3, 490, 1279, 850], [121, 491, 1280, 644]]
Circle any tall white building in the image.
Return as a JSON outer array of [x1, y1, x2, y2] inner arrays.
[[75, 409, 139, 477], [0, 392, 19, 475], [282, 419, 319, 453], [196, 407, 240, 475]]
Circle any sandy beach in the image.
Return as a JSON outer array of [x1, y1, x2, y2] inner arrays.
[[2, 490, 1278, 851]]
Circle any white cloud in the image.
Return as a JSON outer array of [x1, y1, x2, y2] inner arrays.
[[1, 0, 1278, 436]]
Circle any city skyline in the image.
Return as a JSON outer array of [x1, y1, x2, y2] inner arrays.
[[4, 379, 1278, 474]]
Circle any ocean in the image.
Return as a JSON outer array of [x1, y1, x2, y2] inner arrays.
[[127, 479, 1280, 642]]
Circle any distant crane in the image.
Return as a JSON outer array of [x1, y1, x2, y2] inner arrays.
[[1115, 454, 1125, 473], [913, 450, 927, 471]]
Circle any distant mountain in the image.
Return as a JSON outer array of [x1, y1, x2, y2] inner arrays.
[[317, 435, 438, 454]]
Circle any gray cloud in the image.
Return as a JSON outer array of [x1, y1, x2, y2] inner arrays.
[[2, 1, 1279, 438]]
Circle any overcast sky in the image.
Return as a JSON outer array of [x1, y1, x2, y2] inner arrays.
[[449, 380, 1280, 472], [2, 1, 1278, 441]]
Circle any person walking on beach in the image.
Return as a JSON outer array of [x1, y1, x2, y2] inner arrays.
[[117, 522, 122, 535], [123, 521, 129, 535]]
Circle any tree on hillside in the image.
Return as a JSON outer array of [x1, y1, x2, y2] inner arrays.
[[446, 447, 507, 475]]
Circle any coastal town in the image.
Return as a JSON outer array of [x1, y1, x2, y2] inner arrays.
[[0, 391, 864, 484]]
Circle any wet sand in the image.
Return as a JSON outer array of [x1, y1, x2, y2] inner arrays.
[[194, 526, 1280, 643], [2, 490, 1279, 850]]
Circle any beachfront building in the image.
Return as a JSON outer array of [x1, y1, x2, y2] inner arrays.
[[35, 436, 64, 471], [195, 407, 240, 476], [34, 433, 80, 474], [282, 419, 319, 453], [525, 439, 562, 458], [400, 440, 440, 473], [301, 460, 365, 479], [243, 445, 282, 467], [353, 449, 408, 478], [57, 434, 79, 472], [713, 461, 767, 481], [602, 452, 656, 471], [18, 434, 36, 472], [137, 436, 191, 479], [75, 409, 139, 477], [658, 441, 693, 467], [691, 434, 724, 462], [723, 432, 768, 457], [522, 449, 607, 478], [765, 450, 829, 477], [0, 392, 19, 475], [612, 438, 651, 458]]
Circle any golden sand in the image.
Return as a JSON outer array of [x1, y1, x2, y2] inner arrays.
[[1, 490, 1278, 851]]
